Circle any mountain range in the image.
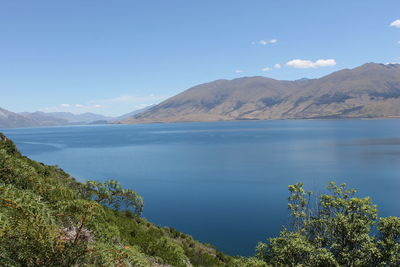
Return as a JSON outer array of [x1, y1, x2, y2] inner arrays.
[[29, 112, 112, 123], [0, 108, 41, 129], [0, 110, 112, 129], [2, 63, 400, 129], [0, 106, 156, 129], [122, 63, 400, 123]]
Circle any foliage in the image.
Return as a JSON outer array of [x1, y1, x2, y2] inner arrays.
[[2, 131, 399, 267], [231, 257, 270, 267], [0, 133, 232, 266], [84, 179, 144, 215], [256, 182, 400, 266], [377, 216, 400, 266]]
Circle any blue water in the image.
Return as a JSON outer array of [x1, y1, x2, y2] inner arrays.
[[2, 120, 400, 256]]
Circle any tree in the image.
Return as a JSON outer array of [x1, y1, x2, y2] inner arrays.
[[0, 135, 233, 266], [84, 180, 144, 215], [256, 182, 400, 266]]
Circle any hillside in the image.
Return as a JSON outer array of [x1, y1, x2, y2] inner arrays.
[[122, 63, 400, 123], [0, 133, 245, 267], [1, 133, 399, 266]]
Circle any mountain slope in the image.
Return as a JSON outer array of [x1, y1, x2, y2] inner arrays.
[[112, 105, 156, 121], [122, 63, 400, 123]]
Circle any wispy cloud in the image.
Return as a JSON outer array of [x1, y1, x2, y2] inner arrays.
[[261, 67, 271, 72], [390, 19, 400, 28], [101, 94, 167, 105], [39, 94, 169, 116], [235, 70, 244, 73], [39, 103, 104, 113], [94, 94, 169, 113], [286, 59, 336, 69], [253, 39, 278, 45], [274, 63, 281, 69]]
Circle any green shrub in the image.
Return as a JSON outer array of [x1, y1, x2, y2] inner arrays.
[[256, 182, 400, 266], [0, 133, 232, 266]]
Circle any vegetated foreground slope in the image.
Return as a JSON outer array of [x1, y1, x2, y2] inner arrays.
[[123, 63, 400, 123], [0, 133, 239, 267], [1, 133, 400, 266]]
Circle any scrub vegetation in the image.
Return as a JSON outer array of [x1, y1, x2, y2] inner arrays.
[[0, 133, 399, 266]]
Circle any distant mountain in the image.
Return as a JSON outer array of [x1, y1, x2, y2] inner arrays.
[[122, 63, 400, 123], [0, 108, 38, 129], [0, 109, 113, 129], [0, 109, 70, 129], [19, 112, 69, 126], [38, 112, 112, 123]]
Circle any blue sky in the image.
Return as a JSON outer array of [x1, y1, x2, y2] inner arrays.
[[1, 0, 400, 116]]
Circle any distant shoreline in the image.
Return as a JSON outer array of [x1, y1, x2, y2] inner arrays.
[[114, 116, 400, 126], [4, 116, 400, 131]]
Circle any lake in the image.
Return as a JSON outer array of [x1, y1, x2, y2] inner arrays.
[[2, 119, 400, 256]]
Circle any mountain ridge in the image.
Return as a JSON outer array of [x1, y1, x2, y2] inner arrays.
[[0, 107, 156, 129], [0, 109, 114, 129], [32, 111, 113, 123], [122, 63, 400, 124]]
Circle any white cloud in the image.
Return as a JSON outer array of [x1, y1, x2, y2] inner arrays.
[[75, 104, 84, 108], [274, 63, 281, 69], [286, 59, 337, 68], [261, 67, 271, 72], [60, 103, 70, 107], [255, 39, 278, 45], [235, 70, 244, 73], [390, 19, 400, 28]]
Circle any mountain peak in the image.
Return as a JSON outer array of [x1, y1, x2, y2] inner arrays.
[[122, 62, 400, 124], [358, 62, 400, 70]]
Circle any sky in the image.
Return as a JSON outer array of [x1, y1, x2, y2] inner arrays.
[[1, 0, 399, 116]]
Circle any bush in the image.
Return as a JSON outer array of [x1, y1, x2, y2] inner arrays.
[[256, 182, 400, 266], [0, 134, 233, 266]]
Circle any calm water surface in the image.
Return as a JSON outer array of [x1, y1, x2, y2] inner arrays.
[[3, 120, 400, 255]]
